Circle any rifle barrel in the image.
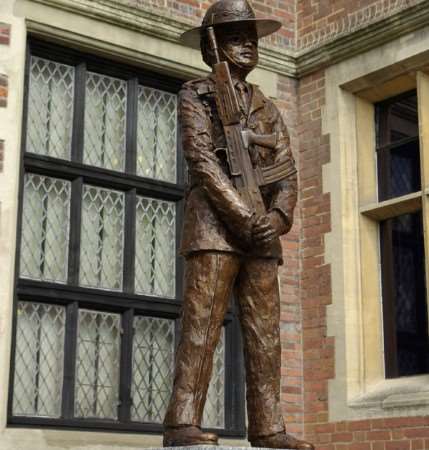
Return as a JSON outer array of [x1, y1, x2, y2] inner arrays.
[[207, 27, 221, 64]]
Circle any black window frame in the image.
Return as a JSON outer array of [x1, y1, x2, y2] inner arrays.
[[8, 38, 246, 437], [375, 90, 429, 379]]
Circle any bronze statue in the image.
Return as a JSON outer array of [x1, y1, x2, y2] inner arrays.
[[163, 1, 314, 449]]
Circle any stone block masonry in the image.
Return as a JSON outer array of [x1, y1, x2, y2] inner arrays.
[[0, 140, 4, 172], [0, 23, 10, 172]]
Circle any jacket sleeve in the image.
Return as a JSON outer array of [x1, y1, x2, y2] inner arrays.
[[179, 83, 255, 239], [267, 104, 298, 230]]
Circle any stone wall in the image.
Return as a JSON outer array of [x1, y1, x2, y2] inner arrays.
[[0, 24, 10, 173], [0, 21, 10, 45]]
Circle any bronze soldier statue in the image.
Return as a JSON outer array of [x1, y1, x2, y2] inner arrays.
[[163, 1, 314, 449]]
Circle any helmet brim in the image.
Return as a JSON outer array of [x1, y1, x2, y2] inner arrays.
[[180, 18, 282, 49]]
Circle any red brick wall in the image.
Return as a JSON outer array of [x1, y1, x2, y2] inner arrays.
[[297, 0, 423, 50], [296, 70, 333, 438], [0, 73, 8, 108], [123, 0, 296, 49], [276, 74, 304, 436], [0, 22, 11, 45], [125, 0, 423, 52], [308, 417, 429, 450]]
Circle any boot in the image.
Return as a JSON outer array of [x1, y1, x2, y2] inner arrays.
[[163, 425, 219, 447], [250, 431, 314, 449]]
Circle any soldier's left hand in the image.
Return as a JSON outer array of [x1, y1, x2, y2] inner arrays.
[[252, 211, 288, 245]]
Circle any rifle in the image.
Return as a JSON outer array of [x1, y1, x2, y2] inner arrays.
[[207, 27, 297, 216]]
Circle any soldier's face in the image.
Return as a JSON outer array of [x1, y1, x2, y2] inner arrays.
[[219, 25, 259, 71]]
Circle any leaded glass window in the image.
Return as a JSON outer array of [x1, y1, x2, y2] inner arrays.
[[137, 86, 177, 182], [75, 310, 121, 419], [376, 91, 429, 377], [11, 42, 244, 436], [13, 301, 66, 418], [84, 73, 127, 172], [20, 174, 71, 283], [131, 316, 174, 423], [135, 197, 176, 298], [26, 56, 74, 160], [131, 319, 226, 428], [203, 327, 225, 429], [79, 186, 125, 291]]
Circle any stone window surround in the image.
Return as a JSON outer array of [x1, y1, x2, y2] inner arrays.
[[323, 24, 429, 422]]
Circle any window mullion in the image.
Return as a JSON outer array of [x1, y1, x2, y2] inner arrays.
[[123, 189, 136, 294], [68, 177, 83, 285], [417, 72, 429, 326], [118, 308, 134, 422], [126, 78, 138, 175], [61, 301, 79, 419], [71, 63, 86, 164]]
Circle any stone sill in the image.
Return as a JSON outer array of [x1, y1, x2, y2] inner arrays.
[[348, 374, 429, 412]]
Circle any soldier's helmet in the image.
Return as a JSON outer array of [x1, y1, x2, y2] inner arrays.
[[180, 0, 281, 49]]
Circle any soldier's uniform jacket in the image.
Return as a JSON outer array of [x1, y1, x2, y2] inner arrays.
[[180, 75, 297, 260]]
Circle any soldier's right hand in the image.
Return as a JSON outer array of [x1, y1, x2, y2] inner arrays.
[[252, 211, 288, 245]]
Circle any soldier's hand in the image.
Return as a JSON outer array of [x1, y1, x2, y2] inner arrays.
[[253, 211, 288, 245]]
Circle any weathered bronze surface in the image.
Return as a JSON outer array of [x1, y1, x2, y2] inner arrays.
[[163, 2, 314, 449]]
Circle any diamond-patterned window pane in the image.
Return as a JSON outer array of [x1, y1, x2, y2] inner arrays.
[[26, 56, 74, 160], [79, 186, 124, 291], [74, 309, 121, 419], [20, 174, 71, 283], [84, 72, 127, 172], [137, 86, 177, 183], [135, 197, 176, 298], [13, 301, 66, 418], [203, 327, 225, 429], [131, 317, 175, 423]]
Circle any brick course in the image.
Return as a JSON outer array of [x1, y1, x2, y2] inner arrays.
[[303, 418, 429, 450], [0, 74, 8, 108], [122, 0, 420, 51], [276, 74, 304, 436], [121, 0, 296, 48], [297, 0, 424, 50], [0, 22, 11, 45]]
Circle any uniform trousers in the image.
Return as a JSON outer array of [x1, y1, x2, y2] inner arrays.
[[164, 251, 285, 439]]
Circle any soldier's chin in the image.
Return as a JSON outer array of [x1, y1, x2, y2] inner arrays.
[[235, 57, 258, 71]]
